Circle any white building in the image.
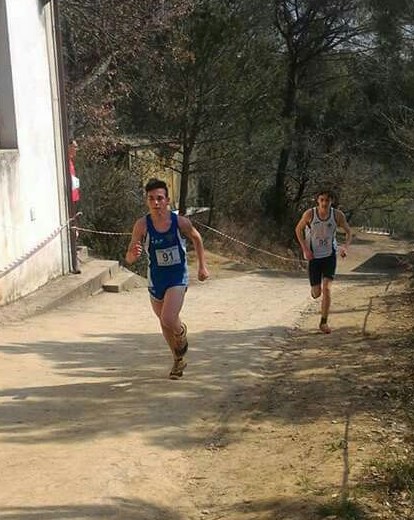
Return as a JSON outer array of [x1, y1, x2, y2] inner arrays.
[[0, 0, 73, 306]]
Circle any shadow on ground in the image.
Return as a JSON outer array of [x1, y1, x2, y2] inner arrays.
[[212, 496, 332, 520], [0, 497, 183, 520], [0, 245, 408, 520], [0, 496, 350, 520], [0, 247, 407, 451], [352, 252, 408, 273], [0, 301, 406, 451], [222, 251, 409, 281]]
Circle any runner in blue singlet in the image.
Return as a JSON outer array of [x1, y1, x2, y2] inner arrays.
[[126, 178, 209, 379], [144, 211, 189, 301]]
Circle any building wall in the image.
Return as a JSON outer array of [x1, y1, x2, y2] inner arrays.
[[0, 0, 70, 305]]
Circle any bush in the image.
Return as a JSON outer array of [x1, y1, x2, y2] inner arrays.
[[76, 153, 146, 269]]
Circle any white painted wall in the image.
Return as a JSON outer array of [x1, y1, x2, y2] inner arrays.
[[0, 0, 70, 305]]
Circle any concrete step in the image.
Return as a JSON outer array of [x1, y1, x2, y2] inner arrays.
[[0, 259, 121, 324], [77, 259, 121, 295], [103, 268, 145, 293]]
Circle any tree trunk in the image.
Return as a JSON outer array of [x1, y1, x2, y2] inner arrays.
[[292, 138, 310, 207], [272, 63, 297, 221], [178, 143, 191, 215], [273, 145, 290, 216]]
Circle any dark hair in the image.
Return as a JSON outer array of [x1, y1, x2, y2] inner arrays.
[[145, 178, 169, 197], [315, 189, 334, 200]]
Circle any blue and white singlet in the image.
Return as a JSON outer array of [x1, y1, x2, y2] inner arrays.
[[144, 212, 188, 300]]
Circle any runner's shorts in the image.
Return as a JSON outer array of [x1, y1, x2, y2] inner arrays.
[[148, 268, 188, 301], [308, 253, 336, 286]]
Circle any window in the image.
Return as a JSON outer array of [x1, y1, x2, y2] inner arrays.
[[0, 0, 17, 149]]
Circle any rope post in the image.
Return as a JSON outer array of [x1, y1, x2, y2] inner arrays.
[[70, 212, 81, 274]]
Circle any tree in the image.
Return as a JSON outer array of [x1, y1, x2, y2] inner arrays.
[[59, 0, 194, 150], [122, 0, 244, 214], [264, 0, 362, 222], [59, 0, 414, 244]]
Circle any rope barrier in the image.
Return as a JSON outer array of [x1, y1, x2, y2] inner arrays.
[[72, 226, 131, 237], [193, 219, 300, 264], [0, 212, 82, 280], [72, 219, 301, 265], [1, 208, 300, 285]]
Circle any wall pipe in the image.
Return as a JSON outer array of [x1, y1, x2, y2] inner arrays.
[[51, 0, 79, 274]]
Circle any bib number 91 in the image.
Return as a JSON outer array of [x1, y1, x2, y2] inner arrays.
[[156, 246, 180, 266]]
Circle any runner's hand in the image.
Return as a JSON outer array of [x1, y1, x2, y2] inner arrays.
[[131, 242, 143, 261], [339, 246, 347, 258], [303, 247, 313, 261], [198, 266, 209, 282]]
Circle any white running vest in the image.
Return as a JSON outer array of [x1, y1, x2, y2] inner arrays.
[[306, 207, 337, 259]]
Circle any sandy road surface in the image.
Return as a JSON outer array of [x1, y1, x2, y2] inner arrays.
[[0, 233, 409, 519]]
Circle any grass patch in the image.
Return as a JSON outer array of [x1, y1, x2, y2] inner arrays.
[[377, 458, 414, 494], [364, 455, 414, 517], [360, 326, 414, 518]]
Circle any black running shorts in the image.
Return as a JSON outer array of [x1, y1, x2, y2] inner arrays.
[[308, 253, 337, 287]]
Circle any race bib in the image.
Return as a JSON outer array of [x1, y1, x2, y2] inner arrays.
[[155, 246, 181, 266], [317, 237, 329, 248]]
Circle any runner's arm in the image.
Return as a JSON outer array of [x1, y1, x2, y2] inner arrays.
[[295, 209, 313, 260], [335, 210, 352, 257], [125, 218, 146, 264], [178, 216, 209, 281]]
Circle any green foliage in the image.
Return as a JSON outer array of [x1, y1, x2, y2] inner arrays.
[[76, 152, 145, 264], [346, 178, 414, 236], [59, 0, 194, 146], [60, 0, 414, 239]]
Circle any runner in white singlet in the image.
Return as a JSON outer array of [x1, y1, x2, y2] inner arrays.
[[296, 190, 352, 334]]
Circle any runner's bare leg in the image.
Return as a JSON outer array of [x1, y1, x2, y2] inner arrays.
[[150, 286, 186, 358], [320, 277, 332, 333]]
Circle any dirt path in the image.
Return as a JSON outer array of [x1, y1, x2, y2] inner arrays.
[[0, 233, 410, 519]]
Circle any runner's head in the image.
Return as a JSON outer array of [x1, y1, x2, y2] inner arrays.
[[315, 189, 334, 211], [145, 178, 168, 198], [145, 178, 170, 214]]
